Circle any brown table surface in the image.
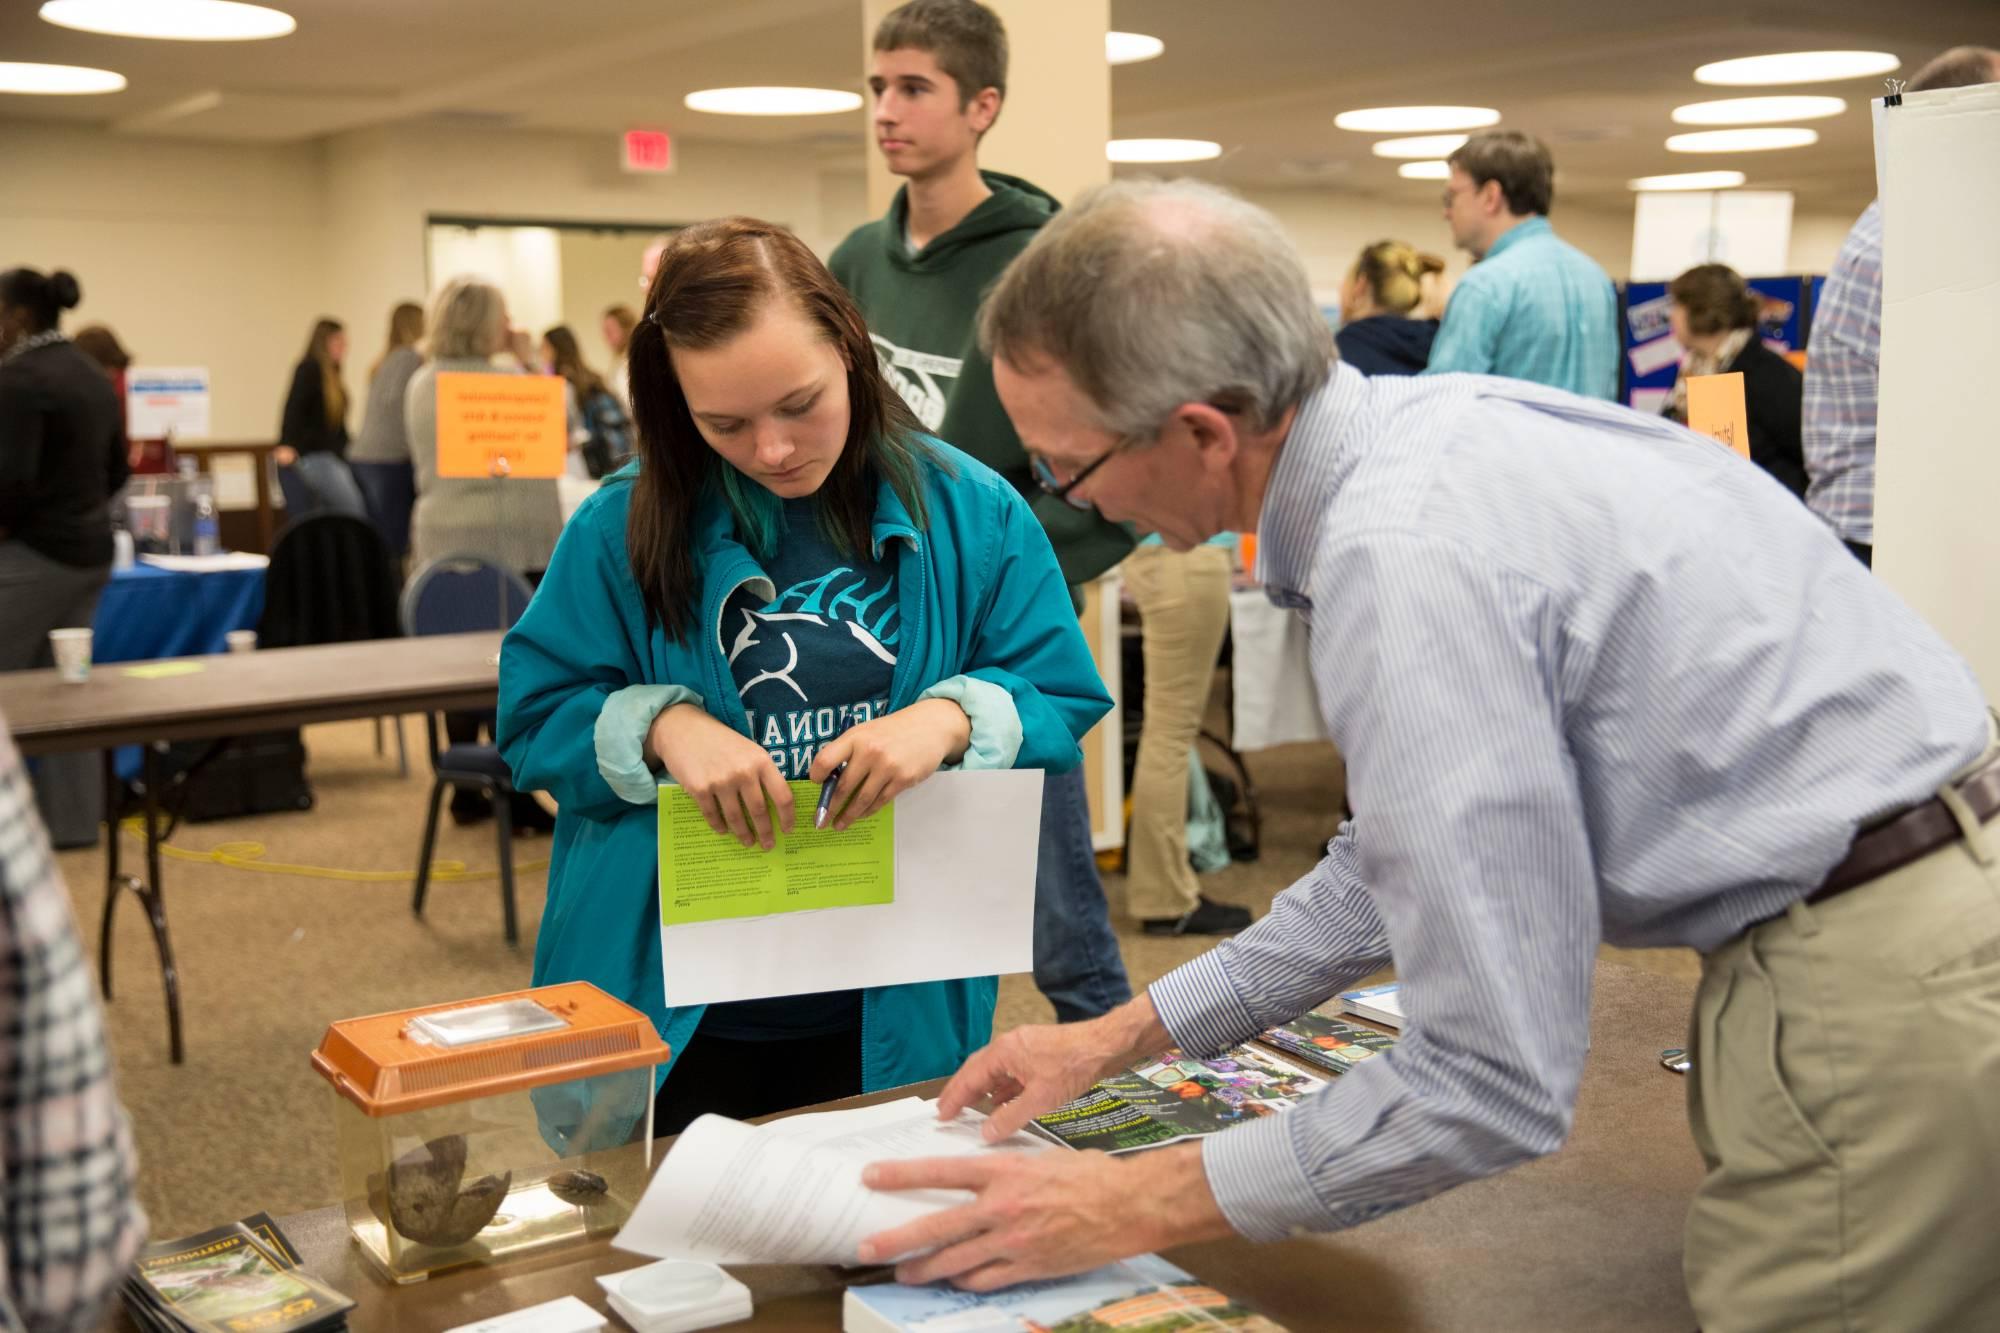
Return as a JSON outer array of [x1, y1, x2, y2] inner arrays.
[[0, 632, 504, 755], [114, 961, 1703, 1331]]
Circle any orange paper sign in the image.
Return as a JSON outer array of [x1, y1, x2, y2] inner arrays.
[[435, 373, 567, 479], [1685, 371, 1750, 460]]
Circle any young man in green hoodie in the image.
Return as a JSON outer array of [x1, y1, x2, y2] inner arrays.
[[831, 0, 1135, 1021]]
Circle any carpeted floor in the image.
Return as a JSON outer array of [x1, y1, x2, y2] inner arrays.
[[53, 713, 1696, 1239]]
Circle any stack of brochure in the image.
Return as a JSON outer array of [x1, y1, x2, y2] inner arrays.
[[121, 1215, 351, 1333], [595, 1260, 753, 1332], [844, 1254, 1291, 1332]]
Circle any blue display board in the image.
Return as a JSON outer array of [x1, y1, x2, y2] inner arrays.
[[1620, 275, 1813, 412]]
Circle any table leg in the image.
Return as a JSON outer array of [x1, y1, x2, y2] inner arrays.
[[98, 750, 126, 1002], [140, 744, 186, 1064]]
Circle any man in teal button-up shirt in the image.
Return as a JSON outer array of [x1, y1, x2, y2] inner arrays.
[[1426, 131, 1619, 400]]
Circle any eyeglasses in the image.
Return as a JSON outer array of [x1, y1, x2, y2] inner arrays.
[[1030, 439, 1129, 510]]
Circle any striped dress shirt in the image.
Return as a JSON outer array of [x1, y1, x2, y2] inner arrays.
[[1147, 361, 1987, 1240], [1802, 200, 1883, 546]]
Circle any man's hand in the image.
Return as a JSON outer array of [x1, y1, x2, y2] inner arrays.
[[856, 1144, 1233, 1290], [938, 996, 1173, 1143]]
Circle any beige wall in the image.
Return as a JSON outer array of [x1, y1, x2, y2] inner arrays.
[[0, 122, 329, 441]]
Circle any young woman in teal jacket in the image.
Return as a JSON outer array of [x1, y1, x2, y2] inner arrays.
[[497, 217, 1111, 1138]]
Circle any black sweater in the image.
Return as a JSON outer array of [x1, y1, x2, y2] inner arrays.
[[0, 340, 129, 568], [279, 359, 349, 457]]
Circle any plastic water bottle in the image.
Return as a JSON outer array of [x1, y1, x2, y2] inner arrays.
[[192, 491, 220, 556]]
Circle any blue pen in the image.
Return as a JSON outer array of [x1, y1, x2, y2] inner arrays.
[[815, 761, 848, 830]]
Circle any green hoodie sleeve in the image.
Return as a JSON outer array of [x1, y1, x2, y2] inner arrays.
[[498, 491, 660, 822]]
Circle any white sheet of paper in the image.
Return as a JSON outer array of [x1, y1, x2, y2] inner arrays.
[[658, 767, 1041, 1007], [613, 1102, 1044, 1266], [1870, 82, 2000, 698], [138, 552, 271, 573]]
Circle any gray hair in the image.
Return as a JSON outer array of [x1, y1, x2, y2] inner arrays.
[[426, 275, 507, 360], [978, 179, 1332, 438]]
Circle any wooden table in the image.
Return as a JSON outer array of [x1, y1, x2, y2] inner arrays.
[[112, 961, 1703, 1330], [0, 633, 503, 1063]]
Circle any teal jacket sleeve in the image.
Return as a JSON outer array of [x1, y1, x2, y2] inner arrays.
[[497, 491, 659, 822], [960, 482, 1114, 773], [1423, 278, 1501, 377]]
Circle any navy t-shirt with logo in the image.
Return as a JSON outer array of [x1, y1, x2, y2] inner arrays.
[[697, 497, 899, 1042]]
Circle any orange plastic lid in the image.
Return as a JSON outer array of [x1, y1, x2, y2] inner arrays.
[[310, 982, 669, 1117]]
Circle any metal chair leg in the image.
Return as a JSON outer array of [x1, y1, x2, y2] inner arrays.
[[495, 787, 519, 947], [413, 778, 446, 919], [394, 716, 409, 779]]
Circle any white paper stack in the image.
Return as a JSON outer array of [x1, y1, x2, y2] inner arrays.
[[595, 1261, 753, 1333]]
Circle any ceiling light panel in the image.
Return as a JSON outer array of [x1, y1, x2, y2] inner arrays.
[[0, 61, 126, 94], [1672, 95, 1845, 125], [1107, 138, 1222, 163], [1693, 51, 1900, 86], [1666, 127, 1818, 152], [683, 87, 863, 116], [1336, 106, 1500, 133], [1397, 160, 1452, 180], [1370, 134, 1468, 159], [39, 0, 295, 41], [1628, 170, 1748, 191], [1105, 32, 1164, 65]]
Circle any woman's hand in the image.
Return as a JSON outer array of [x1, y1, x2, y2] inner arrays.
[[647, 703, 793, 849], [808, 700, 970, 831], [273, 445, 298, 467]]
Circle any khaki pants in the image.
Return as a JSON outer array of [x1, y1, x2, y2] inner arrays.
[[1122, 543, 1233, 921], [1685, 783, 2000, 1331]]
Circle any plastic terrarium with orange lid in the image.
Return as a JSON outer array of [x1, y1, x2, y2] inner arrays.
[[311, 982, 669, 1284]]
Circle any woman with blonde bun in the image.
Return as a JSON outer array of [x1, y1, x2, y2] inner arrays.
[[1335, 240, 1443, 376]]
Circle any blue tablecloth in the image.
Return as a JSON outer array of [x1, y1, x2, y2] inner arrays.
[[93, 561, 266, 780], [94, 561, 266, 663]]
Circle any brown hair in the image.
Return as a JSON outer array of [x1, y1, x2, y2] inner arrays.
[[602, 304, 638, 346], [370, 301, 424, 382], [1909, 45, 1999, 92], [304, 317, 347, 427], [1448, 130, 1555, 217], [626, 217, 930, 641], [1669, 263, 1759, 336], [542, 324, 607, 402], [1352, 241, 1447, 316], [72, 324, 131, 372], [873, 0, 1007, 110]]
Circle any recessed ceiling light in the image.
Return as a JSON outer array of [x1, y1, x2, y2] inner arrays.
[[0, 61, 126, 94], [39, 0, 294, 40], [1694, 51, 1899, 86], [1106, 32, 1164, 65], [683, 86, 863, 116], [1672, 95, 1846, 125], [1335, 106, 1500, 133], [1628, 170, 1748, 191], [1666, 127, 1818, 153], [1107, 138, 1221, 164], [1397, 160, 1452, 180], [1370, 134, 1468, 159]]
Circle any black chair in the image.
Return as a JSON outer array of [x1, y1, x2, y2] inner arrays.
[[259, 511, 407, 774], [401, 556, 537, 945]]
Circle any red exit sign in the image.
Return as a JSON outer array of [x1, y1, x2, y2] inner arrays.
[[622, 129, 674, 174]]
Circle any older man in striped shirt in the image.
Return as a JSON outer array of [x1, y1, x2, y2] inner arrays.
[[857, 179, 2000, 1333]]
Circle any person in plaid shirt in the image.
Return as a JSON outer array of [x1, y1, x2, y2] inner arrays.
[[0, 714, 144, 1330], [1804, 45, 1998, 567]]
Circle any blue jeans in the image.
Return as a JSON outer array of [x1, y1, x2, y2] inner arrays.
[[279, 453, 368, 522], [350, 459, 415, 558], [1033, 765, 1132, 1022]]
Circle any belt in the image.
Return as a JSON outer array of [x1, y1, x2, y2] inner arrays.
[[1812, 752, 2000, 905]]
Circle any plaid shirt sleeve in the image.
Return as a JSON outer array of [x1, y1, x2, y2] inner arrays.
[[1802, 200, 1883, 546], [0, 721, 145, 1332]]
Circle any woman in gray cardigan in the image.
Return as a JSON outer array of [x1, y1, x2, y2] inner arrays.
[[404, 275, 562, 831], [349, 301, 424, 558], [404, 277, 564, 580]]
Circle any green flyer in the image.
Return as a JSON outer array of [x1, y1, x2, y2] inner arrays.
[[658, 780, 894, 926]]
